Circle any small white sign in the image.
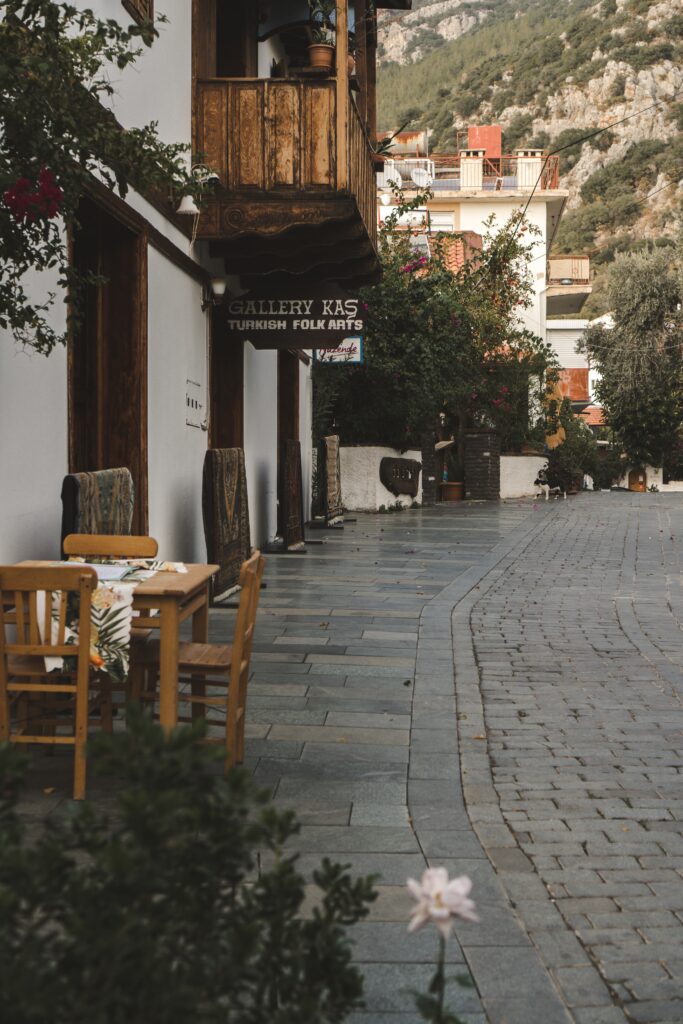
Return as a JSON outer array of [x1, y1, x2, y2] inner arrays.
[[314, 337, 364, 364], [185, 378, 205, 429]]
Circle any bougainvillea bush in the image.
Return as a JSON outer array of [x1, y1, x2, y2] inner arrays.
[[0, 1, 200, 354]]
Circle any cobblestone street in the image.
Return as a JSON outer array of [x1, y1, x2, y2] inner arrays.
[[18, 495, 683, 1023], [466, 495, 683, 1024]]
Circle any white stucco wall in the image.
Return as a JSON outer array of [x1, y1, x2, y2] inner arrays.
[[84, 1, 191, 149], [340, 446, 422, 511], [243, 346, 279, 546], [458, 199, 549, 340], [147, 248, 208, 562], [0, 267, 68, 562], [616, 466, 683, 493], [500, 455, 546, 499]]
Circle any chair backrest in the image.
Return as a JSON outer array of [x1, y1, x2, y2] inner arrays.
[[63, 534, 158, 559], [0, 566, 97, 665], [231, 551, 265, 682]]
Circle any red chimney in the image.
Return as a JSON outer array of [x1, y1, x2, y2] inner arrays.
[[467, 126, 502, 159]]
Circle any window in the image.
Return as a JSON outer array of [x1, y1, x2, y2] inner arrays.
[[122, 0, 153, 25], [429, 212, 455, 233]]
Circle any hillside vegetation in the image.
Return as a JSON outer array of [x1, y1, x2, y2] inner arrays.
[[377, 0, 683, 317]]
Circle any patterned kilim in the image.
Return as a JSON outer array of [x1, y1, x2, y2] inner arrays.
[[282, 440, 305, 549], [202, 448, 251, 599], [321, 435, 343, 523], [60, 468, 134, 549]]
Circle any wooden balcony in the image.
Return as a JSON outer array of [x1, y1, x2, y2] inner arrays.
[[547, 255, 592, 315], [194, 78, 379, 286]]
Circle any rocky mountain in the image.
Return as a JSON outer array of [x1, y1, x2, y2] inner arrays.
[[377, 0, 683, 316]]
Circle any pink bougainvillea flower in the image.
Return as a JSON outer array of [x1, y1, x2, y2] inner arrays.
[[4, 167, 63, 223], [407, 868, 478, 939]]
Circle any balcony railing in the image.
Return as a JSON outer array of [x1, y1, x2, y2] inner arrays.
[[194, 77, 376, 246], [548, 256, 591, 285], [378, 154, 561, 193]]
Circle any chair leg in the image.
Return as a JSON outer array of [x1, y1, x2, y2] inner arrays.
[[73, 694, 88, 801], [191, 674, 206, 725], [225, 682, 239, 772], [127, 663, 144, 704], [0, 684, 10, 742]]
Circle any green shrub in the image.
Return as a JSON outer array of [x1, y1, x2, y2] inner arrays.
[[593, 444, 626, 489], [547, 402, 598, 490], [0, 710, 376, 1024]]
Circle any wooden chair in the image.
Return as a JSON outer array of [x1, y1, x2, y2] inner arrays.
[[62, 534, 158, 560], [134, 551, 265, 768], [0, 565, 99, 800]]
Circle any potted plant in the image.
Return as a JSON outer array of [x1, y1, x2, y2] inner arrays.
[[440, 449, 464, 501], [308, 0, 336, 70]]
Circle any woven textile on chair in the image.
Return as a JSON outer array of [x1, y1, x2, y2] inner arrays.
[[60, 468, 135, 549], [202, 448, 251, 600]]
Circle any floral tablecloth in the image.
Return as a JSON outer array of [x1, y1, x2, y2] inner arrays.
[[41, 560, 187, 683]]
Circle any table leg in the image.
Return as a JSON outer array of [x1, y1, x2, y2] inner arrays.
[[191, 583, 210, 724], [192, 584, 210, 642], [158, 598, 180, 732]]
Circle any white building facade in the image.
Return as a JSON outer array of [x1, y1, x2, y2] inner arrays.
[[2, 0, 394, 563]]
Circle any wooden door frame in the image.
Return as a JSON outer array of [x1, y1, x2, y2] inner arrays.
[[67, 195, 149, 533], [209, 311, 244, 449]]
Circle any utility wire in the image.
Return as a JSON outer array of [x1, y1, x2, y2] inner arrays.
[[507, 87, 683, 245], [523, 176, 682, 268]]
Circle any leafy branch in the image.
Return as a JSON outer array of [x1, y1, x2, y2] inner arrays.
[[0, 1, 203, 355]]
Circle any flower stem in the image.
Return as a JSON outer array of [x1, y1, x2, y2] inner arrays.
[[436, 934, 446, 1023]]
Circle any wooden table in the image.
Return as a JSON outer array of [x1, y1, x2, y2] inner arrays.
[[19, 562, 218, 731]]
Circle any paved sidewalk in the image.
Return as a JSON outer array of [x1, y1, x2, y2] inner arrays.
[[224, 501, 573, 1024]]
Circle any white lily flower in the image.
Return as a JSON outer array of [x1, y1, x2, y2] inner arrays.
[[407, 868, 479, 938]]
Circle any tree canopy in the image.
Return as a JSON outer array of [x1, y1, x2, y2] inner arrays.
[[313, 191, 558, 459], [580, 247, 683, 469]]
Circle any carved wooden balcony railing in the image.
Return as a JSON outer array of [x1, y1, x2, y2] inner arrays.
[[194, 78, 378, 285]]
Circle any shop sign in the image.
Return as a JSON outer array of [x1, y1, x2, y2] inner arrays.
[[314, 336, 364, 364], [224, 286, 366, 350]]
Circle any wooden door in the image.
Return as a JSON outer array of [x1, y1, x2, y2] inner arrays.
[[69, 197, 148, 532], [210, 313, 244, 448], [628, 469, 646, 492]]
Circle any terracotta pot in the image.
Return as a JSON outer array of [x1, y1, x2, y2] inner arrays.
[[308, 43, 335, 70], [440, 481, 464, 501]]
